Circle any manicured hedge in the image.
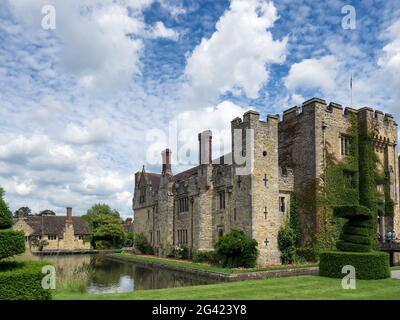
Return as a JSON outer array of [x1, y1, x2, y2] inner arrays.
[[319, 251, 390, 280], [0, 261, 52, 300], [0, 230, 25, 259]]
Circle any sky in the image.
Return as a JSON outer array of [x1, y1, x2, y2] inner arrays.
[[0, 0, 399, 218]]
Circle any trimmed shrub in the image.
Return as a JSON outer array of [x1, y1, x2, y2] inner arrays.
[[278, 227, 296, 264], [0, 261, 52, 300], [319, 250, 390, 279], [214, 230, 258, 268], [192, 251, 219, 265], [334, 205, 373, 252], [134, 233, 154, 254], [0, 230, 25, 259]]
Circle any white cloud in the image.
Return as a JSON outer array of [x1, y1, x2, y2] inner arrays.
[[185, 0, 287, 102], [0, 131, 133, 215], [8, 0, 178, 94], [378, 19, 400, 81], [145, 100, 248, 171], [148, 21, 179, 41], [63, 119, 112, 145], [284, 55, 340, 93]]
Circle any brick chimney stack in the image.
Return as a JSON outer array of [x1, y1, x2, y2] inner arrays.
[[198, 130, 212, 165], [66, 207, 72, 223], [161, 148, 172, 175]]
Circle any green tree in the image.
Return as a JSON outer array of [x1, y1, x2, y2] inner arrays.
[[83, 204, 125, 249], [37, 209, 56, 216], [14, 207, 32, 218], [0, 187, 12, 228]]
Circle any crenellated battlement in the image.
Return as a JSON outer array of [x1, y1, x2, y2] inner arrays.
[[280, 97, 397, 127]]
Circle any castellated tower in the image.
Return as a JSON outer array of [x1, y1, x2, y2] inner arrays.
[[279, 98, 399, 245], [231, 111, 291, 264]]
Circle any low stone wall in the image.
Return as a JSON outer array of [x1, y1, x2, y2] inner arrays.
[[106, 254, 319, 282], [33, 249, 122, 256]]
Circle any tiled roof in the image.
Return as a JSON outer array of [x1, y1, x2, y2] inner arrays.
[[23, 216, 90, 237]]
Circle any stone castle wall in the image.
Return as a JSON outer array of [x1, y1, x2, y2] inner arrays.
[[133, 98, 399, 264]]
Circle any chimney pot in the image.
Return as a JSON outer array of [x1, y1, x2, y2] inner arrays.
[[66, 207, 72, 222], [198, 130, 212, 165], [161, 148, 172, 175]]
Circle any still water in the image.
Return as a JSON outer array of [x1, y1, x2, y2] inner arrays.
[[19, 252, 217, 294]]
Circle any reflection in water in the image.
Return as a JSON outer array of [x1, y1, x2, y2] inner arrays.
[[19, 252, 217, 294]]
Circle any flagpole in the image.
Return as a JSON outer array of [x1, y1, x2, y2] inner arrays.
[[350, 72, 353, 108]]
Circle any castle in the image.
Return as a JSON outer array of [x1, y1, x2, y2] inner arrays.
[[132, 98, 400, 265]]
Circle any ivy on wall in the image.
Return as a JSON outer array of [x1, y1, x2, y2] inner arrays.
[[315, 114, 391, 251]]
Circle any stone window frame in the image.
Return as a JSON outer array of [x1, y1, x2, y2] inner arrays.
[[48, 235, 57, 241], [279, 196, 286, 213], [217, 226, 224, 239], [177, 229, 188, 245], [340, 134, 351, 156], [217, 190, 226, 211], [177, 196, 189, 214]]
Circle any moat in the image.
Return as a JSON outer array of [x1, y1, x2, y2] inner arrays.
[[19, 252, 217, 294]]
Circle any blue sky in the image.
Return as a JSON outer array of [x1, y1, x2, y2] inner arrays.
[[0, 0, 399, 217]]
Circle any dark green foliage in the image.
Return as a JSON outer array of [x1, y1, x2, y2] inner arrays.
[[334, 205, 373, 252], [0, 261, 52, 300], [214, 230, 258, 268], [289, 193, 301, 245], [296, 246, 319, 262], [278, 227, 296, 264], [171, 245, 189, 259], [0, 230, 25, 259], [13, 207, 31, 218], [134, 233, 154, 254], [37, 209, 56, 216], [319, 251, 390, 279], [124, 232, 134, 247], [0, 188, 12, 229], [83, 203, 125, 249], [192, 251, 219, 264]]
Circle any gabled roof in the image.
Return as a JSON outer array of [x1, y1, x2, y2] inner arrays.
[[21, 216, 90, 237]]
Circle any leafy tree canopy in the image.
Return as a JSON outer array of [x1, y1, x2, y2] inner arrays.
[[0, 187, 12, 229], [14, 207, 32, 218], [83, 203, 124, 248], [37, 210, 56, 216]]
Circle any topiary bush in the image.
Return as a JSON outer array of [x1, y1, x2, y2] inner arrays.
[[214, 230, 258, 268], [334, 205, 373, 252], [319, 250, 390, 280], [0, 261, 52, 300], [0, 187, 53, 299], [134, 233, 154, 254]]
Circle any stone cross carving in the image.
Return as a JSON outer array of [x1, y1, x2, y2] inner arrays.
[[263, 174, 268, 186], [264, 238, 269, 246], [237, 176, 242, 188], [264, 207, 268, 219]]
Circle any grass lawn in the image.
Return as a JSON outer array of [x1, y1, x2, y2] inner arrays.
[[54, 275, 400, 300], [107, 252, 318, 274]]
